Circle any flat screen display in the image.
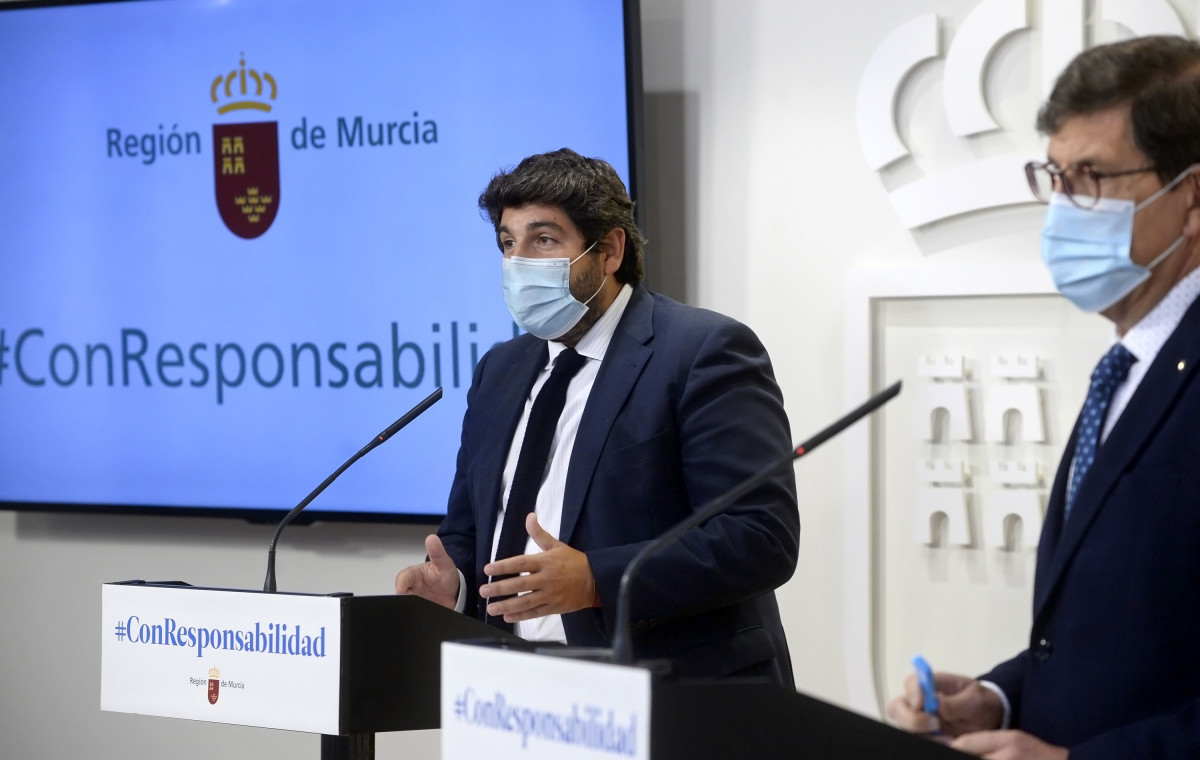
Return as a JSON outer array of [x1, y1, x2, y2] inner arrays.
[[0, 0, 643, 522]]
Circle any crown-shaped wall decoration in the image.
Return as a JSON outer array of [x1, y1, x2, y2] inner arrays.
[[210, 55, 277, 115], [856, 0, 1187, 229]]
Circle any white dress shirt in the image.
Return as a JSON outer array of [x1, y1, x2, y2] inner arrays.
[[1100, 264, 1200, 441]]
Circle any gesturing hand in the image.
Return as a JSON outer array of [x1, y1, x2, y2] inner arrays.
[[393, 533, 461, 609], [479, 512, 596, 623]]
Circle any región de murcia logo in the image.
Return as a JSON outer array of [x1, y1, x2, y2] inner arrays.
[[210, 55, 280, 239], [207, 665, 221, 705]]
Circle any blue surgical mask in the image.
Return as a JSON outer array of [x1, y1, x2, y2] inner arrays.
[[1041, 167, 1193, 312], [502, 242, 606, 340]]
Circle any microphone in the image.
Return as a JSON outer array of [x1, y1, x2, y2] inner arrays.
[[609, 380, 902, 666], [262, 387, 443, 593]]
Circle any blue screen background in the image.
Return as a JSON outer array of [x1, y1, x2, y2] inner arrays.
[[0, 0, 632, 517]]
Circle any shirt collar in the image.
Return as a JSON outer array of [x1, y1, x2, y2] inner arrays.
[[1117, 264, 1200, 365], [545, 283, 634, 367]]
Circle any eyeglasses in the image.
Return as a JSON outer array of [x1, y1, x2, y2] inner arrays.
[[1024, 161, 1158, 209]]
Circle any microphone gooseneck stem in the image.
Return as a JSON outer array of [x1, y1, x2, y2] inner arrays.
[[610, 380, 901, 666], [262, 387, 443, 593]]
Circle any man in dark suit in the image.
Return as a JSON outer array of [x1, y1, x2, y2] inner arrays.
[[395, 148, 799, 684], [889, 36, 1200, 758]]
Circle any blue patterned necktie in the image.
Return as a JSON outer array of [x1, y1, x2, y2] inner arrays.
[[1065, 343, 1136, 519]]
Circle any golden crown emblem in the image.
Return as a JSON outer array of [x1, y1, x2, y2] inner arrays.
[[208, 666, 221, 679], [210, 55, 277, 115]]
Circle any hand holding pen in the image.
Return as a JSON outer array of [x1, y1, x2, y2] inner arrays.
[[886, 657, 1003, 738], [912, 655, 941, 733]]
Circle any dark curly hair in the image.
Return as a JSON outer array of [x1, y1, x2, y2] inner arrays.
[[1037, 35, 1200, 185], [478, 148, 646, 284]]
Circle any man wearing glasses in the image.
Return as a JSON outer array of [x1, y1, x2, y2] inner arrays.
[[889, 36, 1200, 759]]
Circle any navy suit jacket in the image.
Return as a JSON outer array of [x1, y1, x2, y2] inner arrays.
[[437, 286, 800, 683], [982, 294, 1200, 758]]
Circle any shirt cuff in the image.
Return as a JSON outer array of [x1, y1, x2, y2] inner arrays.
[[454, 568, 467, 613], [977, 680, 1012, 729]]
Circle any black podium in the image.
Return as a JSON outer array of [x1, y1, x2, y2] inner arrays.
[[318, 592, 518, 758], [438, 639, 969, 760], [651, 679, 968, 759]]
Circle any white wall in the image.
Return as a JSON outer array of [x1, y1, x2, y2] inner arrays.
[[4, 0, 1196, 757]]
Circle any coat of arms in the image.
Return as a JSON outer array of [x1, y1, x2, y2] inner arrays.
[[210, 56, 279, 239]]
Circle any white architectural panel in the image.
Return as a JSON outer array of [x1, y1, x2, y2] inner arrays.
[[994, 460, 1042, 487], [888, 155, 1033, 228], [990, 354, 1040, 380], [985, 385, 1045, 443], [914, 382, 973, 441], [914, 487, 972, 546], [1040, 1, 1084, 97], [943, 0, 1029, 137], [855, 13, 940, 171], [918, 354, 965, 379], [984, 489, 1044, 549], [1102, 0, 1186, 38], [916, 459, 969, 485]]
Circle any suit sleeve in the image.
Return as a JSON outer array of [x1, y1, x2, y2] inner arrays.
[[980, 651, 1028, 728], [435, 351, 487, 618], [584, 318, 800, 631]]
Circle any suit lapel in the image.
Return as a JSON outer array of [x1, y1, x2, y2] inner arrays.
[[1032, 424, 1076, 614], [1034, 301, 1200, 619], [559, 287, 654, 543]]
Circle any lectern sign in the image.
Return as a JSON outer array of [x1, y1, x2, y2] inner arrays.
[[101, 583, 342, 734], [441, 642, 651, 759]]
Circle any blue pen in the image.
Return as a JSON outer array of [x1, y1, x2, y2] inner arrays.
[[912, 655, 940, 731]]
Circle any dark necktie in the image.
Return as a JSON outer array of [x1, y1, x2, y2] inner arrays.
[[1065, 343, 1135, 519], [488, 347, 587, 625]]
